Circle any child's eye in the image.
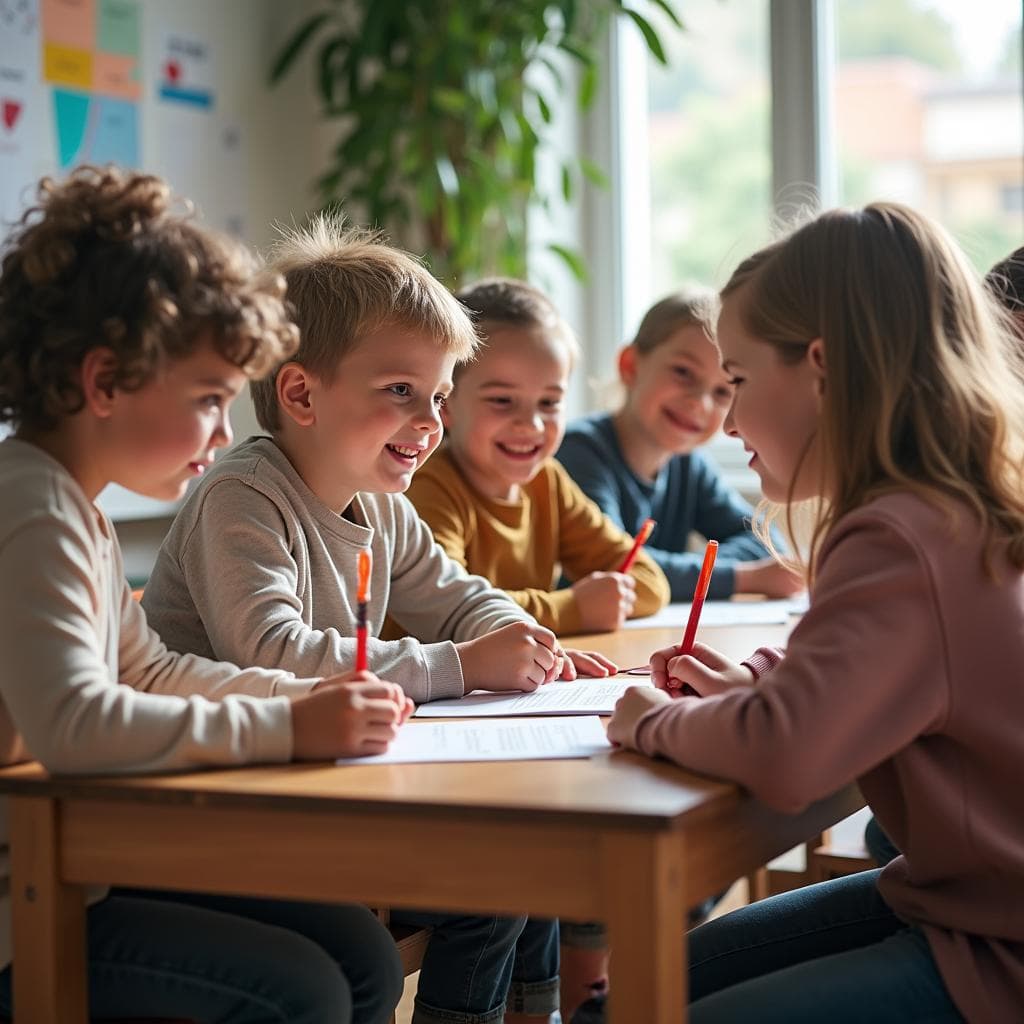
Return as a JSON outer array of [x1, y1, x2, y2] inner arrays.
[[199, 395, 225, 409], [486, 396, 511, 407], [725, 376, 744, 387], [673, 366, 693, 380], [388, 384, 412, 398], [713, 385, 734, 405], [540, 399, 563, 412]]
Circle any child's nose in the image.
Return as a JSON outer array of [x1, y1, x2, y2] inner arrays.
[[213, 409, 233, 448], [413, 400, 442, 431], [516, 409, 544, 431]]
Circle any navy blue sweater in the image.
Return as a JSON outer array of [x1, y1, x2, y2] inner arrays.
[[556, 413, 772, 600]]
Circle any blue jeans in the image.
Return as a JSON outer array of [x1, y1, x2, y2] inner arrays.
[[573, 870, 964, 1024], [0, 890, 402, 1023], [864, 814, 901, 866], [688, 870, 964, 1023], [391, 910, 559, 1023]]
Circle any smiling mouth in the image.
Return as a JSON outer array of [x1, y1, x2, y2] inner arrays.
[[386, 444, 423, 463], [662, 408, 703, 433], [496, 441, 542, 459]]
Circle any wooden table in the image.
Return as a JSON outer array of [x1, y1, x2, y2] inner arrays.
[[0, 622, 861, 1024]]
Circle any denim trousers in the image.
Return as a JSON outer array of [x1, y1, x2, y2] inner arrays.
[[687, 869, 965, 1023], [0, 889, 403, 1024], [391, 910, 559, 1023], [573, 870, 965, 1024]]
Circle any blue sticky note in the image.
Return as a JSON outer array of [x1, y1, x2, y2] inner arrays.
[[53, 88, 91, 169], [91, 96, 139, 166]]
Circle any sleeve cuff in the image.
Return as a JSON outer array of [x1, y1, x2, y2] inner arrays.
[[741, 646, 786, 681]]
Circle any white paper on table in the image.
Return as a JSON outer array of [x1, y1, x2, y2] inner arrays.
[[620, 597, 806, 630], [335, 715, 611, 765], [413, 678, 653, 718]]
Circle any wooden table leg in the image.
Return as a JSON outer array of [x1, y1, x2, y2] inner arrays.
[[9, 796, 87, 1024], [602, 832, 686, 1024]]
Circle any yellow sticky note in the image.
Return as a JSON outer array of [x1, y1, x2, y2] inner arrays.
[[44, 44, 93, 90]]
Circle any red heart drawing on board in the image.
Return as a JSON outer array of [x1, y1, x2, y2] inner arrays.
[[2, 100, 22, 131], [164, 60, 181, 84]]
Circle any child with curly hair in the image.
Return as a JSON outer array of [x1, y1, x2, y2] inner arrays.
[[0, 165, 409, 1024]]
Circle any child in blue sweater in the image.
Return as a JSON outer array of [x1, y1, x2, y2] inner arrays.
[[557, 288, 801, 601]]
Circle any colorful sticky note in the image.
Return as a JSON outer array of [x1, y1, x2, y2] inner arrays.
[[41, 0, 94, 50], [43, 42, 93, 89], [97, 0, 139, 57], [53, 87, 90, 167]]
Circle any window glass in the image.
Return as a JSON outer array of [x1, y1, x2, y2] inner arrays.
[[833, 0, 1024, 272], [646, 0, 773, 297]]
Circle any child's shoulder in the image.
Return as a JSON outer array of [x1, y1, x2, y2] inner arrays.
[[825, 490, 987, 573], [0, 438, 96, 542], [408, 447, 473, 505], [561, 411, 614, 449]]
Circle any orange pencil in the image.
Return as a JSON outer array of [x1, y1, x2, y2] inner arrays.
[[618, 517, 656, 573], [680, 539, 718, 656], [355, 549, 371, 672]]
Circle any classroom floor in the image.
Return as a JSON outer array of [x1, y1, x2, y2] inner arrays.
[[393, 809, 871, 1023]]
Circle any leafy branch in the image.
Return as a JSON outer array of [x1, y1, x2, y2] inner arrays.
[[271, 0, 683, 284]]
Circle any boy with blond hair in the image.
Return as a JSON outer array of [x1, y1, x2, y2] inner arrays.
[[143, 219, 571, 1024]]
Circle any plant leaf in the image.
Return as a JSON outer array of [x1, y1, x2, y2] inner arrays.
[[647, 0, 684, 30], [269, 11, 333, 83], [548, 242, 588, 281], [579, 156, 609, 187], [623, 8, 667, 63]]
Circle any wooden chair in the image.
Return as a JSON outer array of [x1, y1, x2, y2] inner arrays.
[[374, 908, 431, 1024], [805, 829, 875, 884]]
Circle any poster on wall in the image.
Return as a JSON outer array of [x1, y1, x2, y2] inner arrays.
[[41, 0, 141, 170], [0, 0, 48, 224], [158, 31, 214, 109]]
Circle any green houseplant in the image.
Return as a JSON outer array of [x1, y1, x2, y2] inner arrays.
[[271, 1, 683, 285]]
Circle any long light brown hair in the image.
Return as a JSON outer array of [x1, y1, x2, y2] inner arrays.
[[722, 202, 1024, 580]]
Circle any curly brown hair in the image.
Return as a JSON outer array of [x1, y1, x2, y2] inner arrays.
[[0, 165, 298, 432]]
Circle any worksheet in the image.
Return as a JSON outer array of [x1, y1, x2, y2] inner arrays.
[[620, 596, 806, 630], [413, 678, 652, 718], [335, 715, 611, 764]]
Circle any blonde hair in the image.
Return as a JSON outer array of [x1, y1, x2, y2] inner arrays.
[[253, 215, 480, 431], [0, 165, 297, 432], [630, 286, 720, 354], [722, 202, 1024, 580], [454, 277, 579, 378]]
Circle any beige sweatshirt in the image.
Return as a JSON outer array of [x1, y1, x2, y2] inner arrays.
[[0, 439, 316, 968], [143, 437, 534, 701]]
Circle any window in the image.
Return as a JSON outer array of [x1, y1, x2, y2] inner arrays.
[[832, 0, 1024, 273], [645, 0, 773, 300], [613, 0, 1023, 491]]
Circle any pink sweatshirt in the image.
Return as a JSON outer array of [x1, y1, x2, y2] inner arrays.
[[629, 492, 1024, 1023]]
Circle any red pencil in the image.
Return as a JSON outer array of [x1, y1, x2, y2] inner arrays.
[[680, 539, 718, 656], [618, 517, 656, 573], [355, 549, 371, 672]]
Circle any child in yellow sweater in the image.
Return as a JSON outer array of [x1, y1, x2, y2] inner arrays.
[[405, 277, 670, 1022], [406, 278, 669, 636]]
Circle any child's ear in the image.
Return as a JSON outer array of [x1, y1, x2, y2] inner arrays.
[[617, 345, 637, 386], [807, 338, 826, 399], [276, 362, 315, 426], [80, 347, 120, 417]]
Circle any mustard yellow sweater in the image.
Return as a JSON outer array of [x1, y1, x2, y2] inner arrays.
[[406, 449, 669, 634]]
